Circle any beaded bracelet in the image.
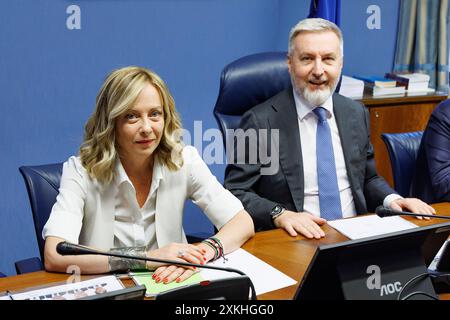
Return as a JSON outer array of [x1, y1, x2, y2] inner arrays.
[[201, 239, 218, 259], [202, 237, 227, 263], [209, 237, 223, 259]]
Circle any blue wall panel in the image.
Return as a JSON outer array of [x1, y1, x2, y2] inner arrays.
[[341, 0, 400, 76], [0, 0, 399, 276]]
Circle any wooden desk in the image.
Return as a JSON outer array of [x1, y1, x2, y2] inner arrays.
[[358, 92, 448, 187], [1, 203, 449, 300], [243, 202, 450, 300]]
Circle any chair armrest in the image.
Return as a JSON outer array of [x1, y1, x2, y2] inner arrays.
[[15, 257, 44, 274]]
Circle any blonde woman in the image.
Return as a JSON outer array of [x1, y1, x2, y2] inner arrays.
[[43, 66, 254, 284]]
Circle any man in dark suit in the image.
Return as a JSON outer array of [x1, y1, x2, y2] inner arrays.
[[224, 18, 435, 238], [412, 99, 450, 203]]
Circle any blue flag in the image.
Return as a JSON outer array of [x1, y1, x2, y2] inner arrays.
[[308, 0, 341, 26]]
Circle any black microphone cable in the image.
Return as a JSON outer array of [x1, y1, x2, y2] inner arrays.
[[397, 273, 438, 300]]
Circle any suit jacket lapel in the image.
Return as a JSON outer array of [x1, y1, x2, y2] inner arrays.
[[269, 89, 304, 212], [333, 94, 360, 189]]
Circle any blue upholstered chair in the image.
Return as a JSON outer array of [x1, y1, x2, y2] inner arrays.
[[213, 52, 291, 146], [411, 100, 450, 204], [381, 131, 424, 197], [17, 163, 63, 274]]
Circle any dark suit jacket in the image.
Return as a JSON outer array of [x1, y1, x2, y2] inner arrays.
[[411, 99, 450, 203], [224, 88, 396, 231]]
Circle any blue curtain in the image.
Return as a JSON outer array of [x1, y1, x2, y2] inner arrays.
[[308, 0, 341, 26], [393, 0, 450, 91]]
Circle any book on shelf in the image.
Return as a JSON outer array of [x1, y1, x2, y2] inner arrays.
[[364, 85, 406, 97], [385, 72, 430, 92], [353, 75, 397, 88], [385, 72, 430, 83], [406, 88, 435, 96]]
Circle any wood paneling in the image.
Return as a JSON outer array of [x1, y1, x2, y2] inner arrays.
[[358, 93, 448, 187]]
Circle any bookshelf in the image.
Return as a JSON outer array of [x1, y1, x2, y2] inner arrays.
[[357, 92, 448, 188]]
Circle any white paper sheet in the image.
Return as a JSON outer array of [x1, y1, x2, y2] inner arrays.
[[201, 248, 296, 295], [328, 215, 418, 240]]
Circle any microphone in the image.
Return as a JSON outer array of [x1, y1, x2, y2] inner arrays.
[[57, 241, 98, 256], [56, 241, 256, 300], [375, 206, 450, 220]]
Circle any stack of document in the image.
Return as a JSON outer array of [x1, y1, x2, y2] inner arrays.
[[338, 75, 365, 99], [353, 75, 406, 97], [385, 72, 432, 93]]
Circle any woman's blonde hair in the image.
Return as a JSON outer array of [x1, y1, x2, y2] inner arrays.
[[79, 66, 184, 184]]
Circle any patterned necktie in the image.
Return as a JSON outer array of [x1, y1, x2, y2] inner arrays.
[[313, 107, 343, 220]]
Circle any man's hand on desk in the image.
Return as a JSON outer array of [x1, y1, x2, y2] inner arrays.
[[273, 210, 326, 239], [389, 198, 436, 220]]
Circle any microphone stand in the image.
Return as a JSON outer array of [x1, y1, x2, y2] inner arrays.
[[375, 206, 450, 220], [391, 212, 450, 220], [57, 242, 257, 300]]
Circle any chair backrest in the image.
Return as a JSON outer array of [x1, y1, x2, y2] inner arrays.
[[381, 131, 424, 197], [19, 163, 63, 261], [213, 52, 291, 146]]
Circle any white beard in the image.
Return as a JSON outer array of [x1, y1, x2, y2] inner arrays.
[[302, 86, 333, 106], [293, 72, 341, 106]]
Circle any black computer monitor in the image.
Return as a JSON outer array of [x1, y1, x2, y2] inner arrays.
[[295, 221, 450, 300]]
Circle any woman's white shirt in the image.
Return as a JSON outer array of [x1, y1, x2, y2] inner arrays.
[[42, 146, 243, 250], [113, 156, 163, 250]]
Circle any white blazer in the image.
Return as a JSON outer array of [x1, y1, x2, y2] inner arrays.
[[43, 146, 242, 250]]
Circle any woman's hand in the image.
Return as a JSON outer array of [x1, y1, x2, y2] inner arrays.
[[196, 242, 216, 263], [147, 242, 207, 284], [152, 265, 197, 284]]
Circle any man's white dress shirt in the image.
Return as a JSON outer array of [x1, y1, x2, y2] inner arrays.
[[293, 89, 401, 218]]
